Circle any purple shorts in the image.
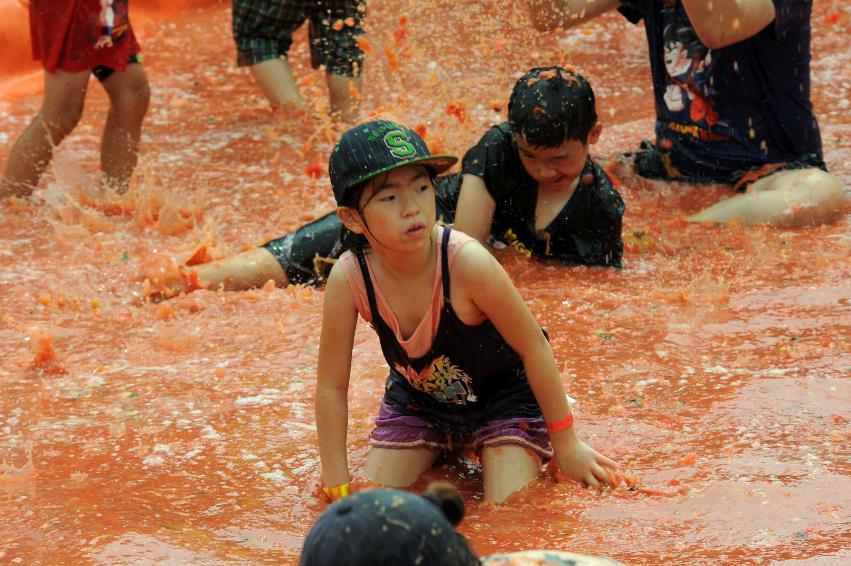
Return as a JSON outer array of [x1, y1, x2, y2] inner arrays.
[[369, 402, 553, 461]]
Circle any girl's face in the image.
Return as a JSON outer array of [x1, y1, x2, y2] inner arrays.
[[344, 165, 437, 251], [515, 123, 601, 192]]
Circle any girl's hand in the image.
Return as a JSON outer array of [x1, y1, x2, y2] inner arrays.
[[553, 434, 619, 490]]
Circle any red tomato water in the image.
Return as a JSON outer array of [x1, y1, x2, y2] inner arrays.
[[1, 1, 849, 564]]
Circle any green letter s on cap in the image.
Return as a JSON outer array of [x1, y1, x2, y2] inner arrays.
[[383, 130, 417, 159]]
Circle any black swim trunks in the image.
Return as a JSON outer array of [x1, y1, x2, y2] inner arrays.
[[91, 53, 142, 82]]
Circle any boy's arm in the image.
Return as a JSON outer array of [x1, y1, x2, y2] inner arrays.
[[681, 0, 776, 48], [315, 263, 358, 489], [453, 243, 618, 488], [453, 174, 497, 245], [525, 0, 623, 31]]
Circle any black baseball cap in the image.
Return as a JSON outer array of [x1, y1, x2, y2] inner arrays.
[[329, 119, 458, 205], [300, 487, 479, 566]]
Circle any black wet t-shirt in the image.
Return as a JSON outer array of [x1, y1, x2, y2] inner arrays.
[[461, 123, 624, 268]]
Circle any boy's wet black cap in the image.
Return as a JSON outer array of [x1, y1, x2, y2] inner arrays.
[[329, 119, 458, 205], [300, 487, 479, 566], [508, 66, 598, 146]]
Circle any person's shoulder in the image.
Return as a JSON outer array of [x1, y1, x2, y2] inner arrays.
[[469, 122, 513, 154], [333, 249, 357, 273], [462, 123, 523, 197], [325, 252, 358, 296], [480, 122, 513, 147], [446, 225, 478, 250], [447, 231, 500, 283]]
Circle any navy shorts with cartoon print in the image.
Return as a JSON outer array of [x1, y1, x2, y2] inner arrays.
[[628, 140, 827, 192]]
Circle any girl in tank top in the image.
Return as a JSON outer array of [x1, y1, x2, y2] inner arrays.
[[316, 119, 618, 504]]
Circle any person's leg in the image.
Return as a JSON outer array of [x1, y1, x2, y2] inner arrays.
[[326, 72, 362, 122], [151, 210, 343, 298], [482, 444, 541, 504], [233, 0, 306, 111], [364, 447, 441, 487], [249, 57, 306, 110], [191, 247, 288, 291], [99, 61, 151, 192], [689, 168, 845, 226], [312, 2, 364, 121], [366, 401, 445, 487], [0, 69, 91, 198]]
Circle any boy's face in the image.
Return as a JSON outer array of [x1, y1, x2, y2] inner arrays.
[[515, 124, 601, 191]]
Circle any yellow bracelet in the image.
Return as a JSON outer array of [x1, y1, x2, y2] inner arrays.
[[323, 482, 350, 501]]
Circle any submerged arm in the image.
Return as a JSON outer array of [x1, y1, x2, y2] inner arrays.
[[315, 263, 358, 491]]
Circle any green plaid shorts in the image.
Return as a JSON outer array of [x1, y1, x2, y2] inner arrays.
[[232, 0, 365, 76]]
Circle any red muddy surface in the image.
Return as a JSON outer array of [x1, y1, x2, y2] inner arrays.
[[1, 1, 849, 564]]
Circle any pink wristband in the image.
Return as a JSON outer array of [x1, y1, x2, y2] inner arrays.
[[546, 413, 574, 433]]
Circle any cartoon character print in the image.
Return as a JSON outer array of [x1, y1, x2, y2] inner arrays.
[[661, 21, 719, 126], [394, 356, 478, 405]]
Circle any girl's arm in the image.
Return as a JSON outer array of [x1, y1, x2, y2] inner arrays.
[[453, 242, 618, 488], [315, 263, 358, 491], [452, 174, 497, 245]]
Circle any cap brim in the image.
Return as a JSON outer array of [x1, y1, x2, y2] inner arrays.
[[347, 154, 459, 189]]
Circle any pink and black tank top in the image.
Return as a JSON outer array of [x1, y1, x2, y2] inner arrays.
[[352, 227, 544, 434]]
